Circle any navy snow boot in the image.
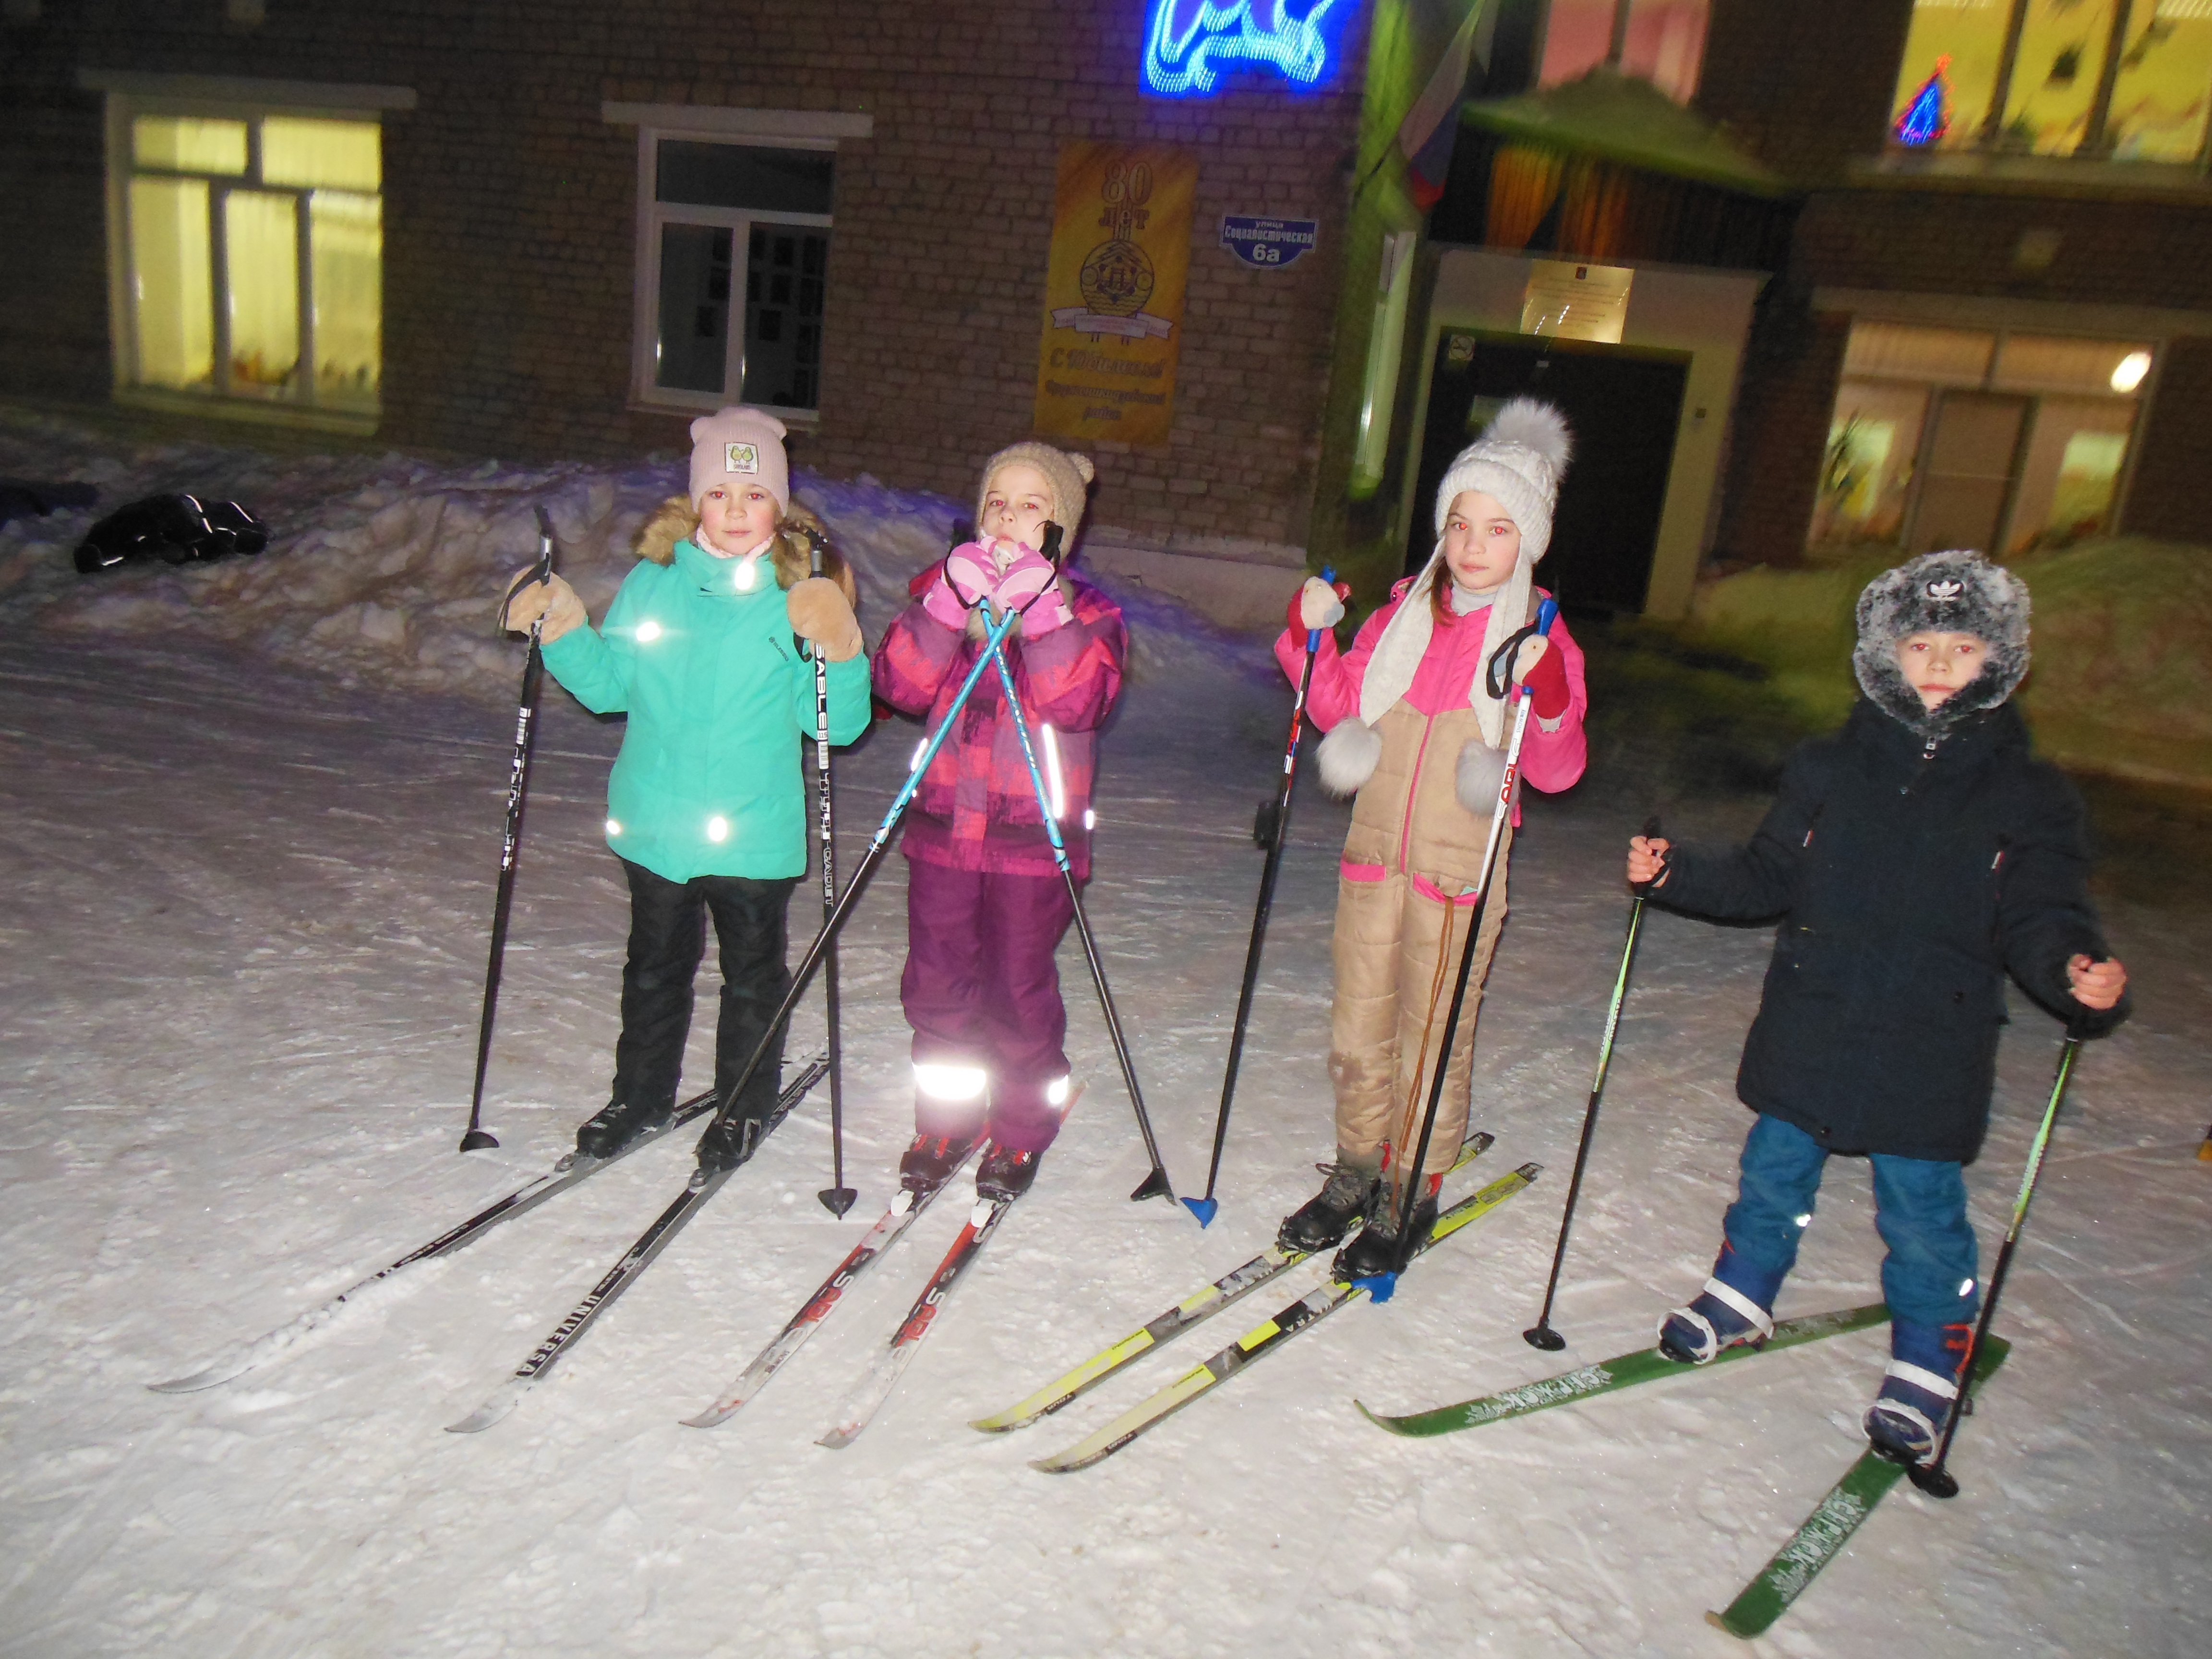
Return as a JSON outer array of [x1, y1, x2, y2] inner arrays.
[[1865, 1319, 1973, 1465], [1658, 1242, 1786, 1365]]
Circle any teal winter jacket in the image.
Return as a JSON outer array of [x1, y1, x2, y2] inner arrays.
[[541, 536, 870, 883]]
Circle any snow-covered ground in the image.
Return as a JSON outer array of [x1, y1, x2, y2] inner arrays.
[[2, 413, 2207, 1658]]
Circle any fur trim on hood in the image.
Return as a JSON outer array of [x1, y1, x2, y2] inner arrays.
[[633, 494, 856, 602], [1852, 550, 2030, 737]]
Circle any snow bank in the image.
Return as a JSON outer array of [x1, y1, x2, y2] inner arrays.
[[0, 408, 1275, 708], [1674, 537, 2212, 786]]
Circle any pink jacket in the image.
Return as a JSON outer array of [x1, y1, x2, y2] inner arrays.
[[1275, 579, 1589, 822], [873, 573, 1126, 879]]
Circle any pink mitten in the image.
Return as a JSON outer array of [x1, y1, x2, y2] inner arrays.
[[994, 543, 1072, 635], [922, 541, 998, 629]]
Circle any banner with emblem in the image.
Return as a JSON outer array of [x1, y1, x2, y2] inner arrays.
[[1033, 141, 1195, 449]]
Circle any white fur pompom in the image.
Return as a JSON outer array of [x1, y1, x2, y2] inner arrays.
[[1455, 739, 1506, 815], [1316, 720, 1383, 797], [1484, 398, 1573, 471]]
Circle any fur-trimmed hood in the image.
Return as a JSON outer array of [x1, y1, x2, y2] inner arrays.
[[1852, 550, 2030, 738], [633, 495, 856, 603]]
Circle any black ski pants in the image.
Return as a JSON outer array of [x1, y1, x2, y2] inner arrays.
[[612, 857, 797, 1122]]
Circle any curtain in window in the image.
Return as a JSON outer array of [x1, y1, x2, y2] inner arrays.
[[1557, 158, 1635, 259], [1485, 144, 1564, 250]]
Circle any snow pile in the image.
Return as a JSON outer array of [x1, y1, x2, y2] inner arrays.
[[0, 408, 1275, 708], [1675, 536, 2212, 786]]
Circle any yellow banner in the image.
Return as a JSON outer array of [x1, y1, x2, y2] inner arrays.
[[1033, 142, 1194, 450]]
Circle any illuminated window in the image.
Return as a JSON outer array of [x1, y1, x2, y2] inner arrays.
[[1814, 320, 2154, 555], [1539, 0, 1709, 103], [631, 133, 834, 417], [105, 101, 382, 424], [1890, 0, 2212, 162]]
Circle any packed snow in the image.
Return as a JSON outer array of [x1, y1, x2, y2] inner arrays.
[[2, 411, 2206, 1658]]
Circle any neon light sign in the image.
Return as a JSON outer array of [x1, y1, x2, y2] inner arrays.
[[1142, 2, 1346, 97]]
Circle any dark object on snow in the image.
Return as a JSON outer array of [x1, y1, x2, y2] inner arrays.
[[0, 479, 99, 529], [74, 493, 266, 574]]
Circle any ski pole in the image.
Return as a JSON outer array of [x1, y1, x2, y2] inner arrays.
[[692, 592, 1031, 1175], [1379, 597, 1559, 1284], [1908, 1020, 2091, 1498], [460, 504, 558, 1153], [976, 553, 1183, 1211], [802, 528, 858, 1219], [1186, 567, 1336, 1228], [1523, 813, 1663, 1350]]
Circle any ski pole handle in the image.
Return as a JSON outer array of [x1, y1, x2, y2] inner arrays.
[[1485, 596, 1559, 701], [1307, 564, 1337, 654]]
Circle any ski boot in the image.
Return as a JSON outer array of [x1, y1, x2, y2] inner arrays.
[[693, 1089, 788, 1174], [1276, 1162, 1377, 1254], [1657, 1241, 1783, 1364], [976, 1144, 1042, 1201], [1333, 1174, 1441, 1279], [899, 1132, 977, 1197], [1864, 1319, 1973, 1465], [574, 1098, 671, 1160]]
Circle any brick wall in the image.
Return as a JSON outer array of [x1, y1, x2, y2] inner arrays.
[[1695, 0, 1914, 187], [0, 2, 1369, 552], [1711, 300, 1847, 565], [2128, 337, 2212, 544]]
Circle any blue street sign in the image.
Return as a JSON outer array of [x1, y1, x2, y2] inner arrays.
[[1220, 216, 1318, 270]]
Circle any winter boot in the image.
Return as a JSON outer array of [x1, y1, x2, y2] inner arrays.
[[1277, 1162, 1378, 1254], [1864, 1319, 1973, 1465], [1333, 1174, 1442, 1279], [575, 1098, 671, 1160], [693, 1105, 769, 1173], [1657, 1242, 1785, 1364], [899, 1132, 978, 1197], [976, 1143, 1041, 1202]]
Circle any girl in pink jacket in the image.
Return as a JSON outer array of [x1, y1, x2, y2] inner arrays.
[[1277, 401, 1587, 1274]]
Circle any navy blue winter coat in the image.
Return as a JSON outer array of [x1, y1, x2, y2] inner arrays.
[[1658, 697, 2127, 1163]]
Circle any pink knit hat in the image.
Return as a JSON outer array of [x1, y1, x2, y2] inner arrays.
[[689, 407, 790, 514]]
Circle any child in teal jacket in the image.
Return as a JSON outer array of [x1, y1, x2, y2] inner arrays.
[[503, 409, 869, 1169]]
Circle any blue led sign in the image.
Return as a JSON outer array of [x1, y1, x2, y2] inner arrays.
[[1142, 2, 1346, 98]]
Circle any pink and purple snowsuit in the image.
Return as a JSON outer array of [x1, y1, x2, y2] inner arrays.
[[871, 568, 1128, 1153]]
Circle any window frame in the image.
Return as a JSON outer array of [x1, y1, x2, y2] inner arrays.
[[1819, 315, 2163, 554], [84, 72, 410, 436], [627, 126, 836, 423], [1885, 0, 2212, 170]]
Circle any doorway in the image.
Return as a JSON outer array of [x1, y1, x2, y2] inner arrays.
[[1407, 329, 1689, 614], [1908, 390, 2030, 555]]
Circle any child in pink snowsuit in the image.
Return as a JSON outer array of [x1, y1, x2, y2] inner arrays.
[[871, 442, 1128, 1202], [1277, 400, 1588, 1274]]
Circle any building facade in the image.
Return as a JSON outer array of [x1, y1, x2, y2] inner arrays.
[[2, 2, 2208, 625]]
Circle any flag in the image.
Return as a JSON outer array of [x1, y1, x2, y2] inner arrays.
[[1397, 0, 1491, 211]]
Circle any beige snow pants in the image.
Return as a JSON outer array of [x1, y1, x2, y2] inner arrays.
[[1328, 702, 1513, 1185]]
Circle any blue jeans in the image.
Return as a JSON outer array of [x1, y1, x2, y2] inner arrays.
[[1723, 1114, 1980, 1329]]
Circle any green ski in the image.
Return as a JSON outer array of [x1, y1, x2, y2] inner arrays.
[[1356, 1303, 1892, 1437], [1707, 1334, 2012, 1639]]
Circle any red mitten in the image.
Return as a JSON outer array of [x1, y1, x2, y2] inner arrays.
[[1522, 634, 1570, 720]]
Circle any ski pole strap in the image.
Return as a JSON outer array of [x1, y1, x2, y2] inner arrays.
[[1484, 596, 1560, 701], [530, 504, 555, 588]]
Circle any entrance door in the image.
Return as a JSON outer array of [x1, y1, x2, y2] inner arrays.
[[1908, 391, 2029, 555], [1407, 330, 1689, 614]]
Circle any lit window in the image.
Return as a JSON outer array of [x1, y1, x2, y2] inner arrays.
[[632, 133, 833, 417], [108, 101, 384, 424], [1814, 320, 2154, 557], [1890, 0, 2212, 161], [1539, 0, 1710, 103]]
